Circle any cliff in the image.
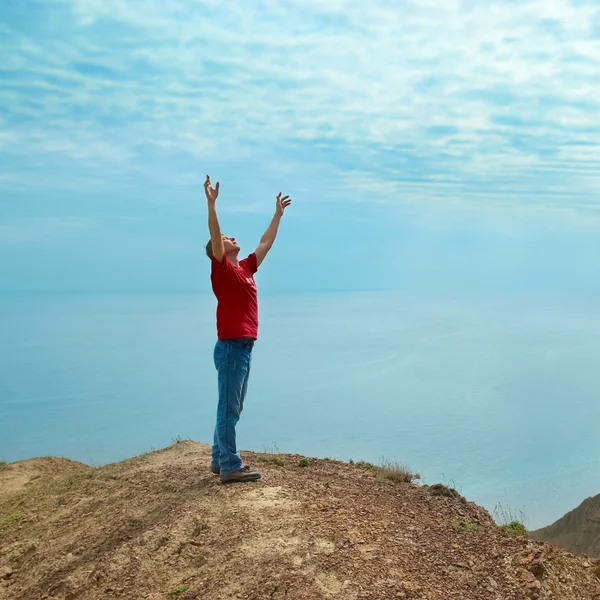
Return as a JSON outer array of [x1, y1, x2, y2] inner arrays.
[[1, 441, 599, 600]]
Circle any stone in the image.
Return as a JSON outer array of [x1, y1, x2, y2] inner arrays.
[[527, 552, 547, 579], [526, 579, 542, 600], [0, 567, 13, 580]]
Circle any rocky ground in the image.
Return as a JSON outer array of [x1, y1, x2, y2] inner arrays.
[[1, 441, 599, 600]]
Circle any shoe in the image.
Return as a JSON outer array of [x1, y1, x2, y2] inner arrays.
[[220, 467, 261, 484], [210, 464, 252, 476]]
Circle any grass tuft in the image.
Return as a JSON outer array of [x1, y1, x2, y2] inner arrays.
[[493, 503, 528, 537], [0, 511, 21, 529], [428, 484, 462, 500], [258, 442, 285, 467], [298, 458, 310, 468], [167, 585, 189, 598], [355, 460, 376, 470], [453, 519, 481, 532], [502, 521, 528, 538], [377, 458, 420, 484]]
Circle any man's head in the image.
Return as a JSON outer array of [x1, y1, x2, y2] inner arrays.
[[205, 235, 240, 259]]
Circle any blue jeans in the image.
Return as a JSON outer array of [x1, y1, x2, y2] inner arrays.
[[211, 338, 254, 474]]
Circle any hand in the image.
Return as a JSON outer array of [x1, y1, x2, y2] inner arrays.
[[204, 174, 220, 205], [275, 192, 292, 218]]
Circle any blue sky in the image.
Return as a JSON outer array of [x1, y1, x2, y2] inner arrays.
[[1, 0, 599, 293]]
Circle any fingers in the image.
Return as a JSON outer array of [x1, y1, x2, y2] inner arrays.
[[276, 192, 292, 212], [204, 175, 219, 195]]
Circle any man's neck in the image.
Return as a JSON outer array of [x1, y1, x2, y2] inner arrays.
[[226, 253, 240, 268]]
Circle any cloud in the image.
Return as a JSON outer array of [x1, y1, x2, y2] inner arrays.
[[1, 0, 599, 224]]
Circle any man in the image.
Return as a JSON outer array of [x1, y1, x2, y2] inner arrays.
[[204, 174, 292, 483]]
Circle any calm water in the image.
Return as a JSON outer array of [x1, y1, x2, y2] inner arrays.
[[1, 291, 599, 529]]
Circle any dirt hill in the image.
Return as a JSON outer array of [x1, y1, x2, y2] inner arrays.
[[1, 441, 599, 600], [531, 494, 600, 559]]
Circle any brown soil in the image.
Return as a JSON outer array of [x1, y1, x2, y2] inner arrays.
[[1, 441, 599, 600], [0, 457, 88, 497]]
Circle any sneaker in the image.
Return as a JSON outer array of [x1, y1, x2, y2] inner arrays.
[[210, 464, 252, 476], [220, 467, 261, 484]]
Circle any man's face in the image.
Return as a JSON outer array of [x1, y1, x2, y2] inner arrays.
[[222, 235, 240, 255]]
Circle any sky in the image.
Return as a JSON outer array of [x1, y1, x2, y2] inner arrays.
[[1, 0, 599, 294]]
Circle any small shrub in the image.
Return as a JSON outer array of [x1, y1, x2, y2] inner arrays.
[[453, 519, 480, 532], [348, 459, 354, 465], [493, 503, 528, 537], [355, 460, 376, 470], [441, 473, 463, 495], [429, 484, 463, 500], [259, 442, 285, 466], [263, 442, 281, 455], [0, 461, 8, 470], [298, 458, 310, 468], [378, 458, 420, 484], [167, 585, 189, 598], [502, 521, 528, 538]]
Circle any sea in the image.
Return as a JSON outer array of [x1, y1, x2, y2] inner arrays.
[[1, 290, 599, 530]]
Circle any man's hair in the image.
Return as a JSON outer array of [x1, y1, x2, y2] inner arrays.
[[205, 239, 213, 259]]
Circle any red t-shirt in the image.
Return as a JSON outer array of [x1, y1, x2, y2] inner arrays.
[[211, 253, 259, 340]]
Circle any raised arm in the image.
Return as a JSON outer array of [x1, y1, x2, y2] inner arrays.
[[205, 175, 224, 263], [255, 192, 292, 267]]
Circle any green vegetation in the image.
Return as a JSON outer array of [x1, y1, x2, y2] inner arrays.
[[502, 521, 528, 537], [355, 460, 376, 470], [428, 484, 462, 500], [453, 519, 481, 532], [350, 458, 419, 483], [0, 460, 8, 469], [167, 585, 189, 598], [298, 458, 310, 468], [258, 442, 285, 466], [378, 458, 420, 484], [0, 511, 21, 529], [441, 474, 463, 495], [493, 503, 528, 537]]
